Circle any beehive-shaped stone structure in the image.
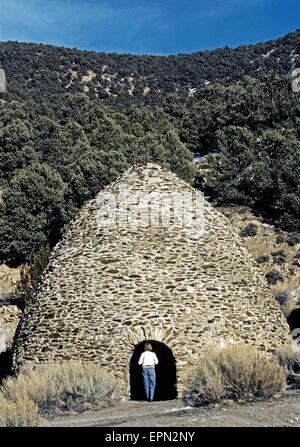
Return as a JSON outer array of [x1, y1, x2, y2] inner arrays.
[[12, 164, 290, 398]]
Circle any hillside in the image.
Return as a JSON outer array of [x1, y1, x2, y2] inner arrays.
[[0, 30, 299, 107], [0, 30, 299, 413], [0, 30, 299, 269], [218, 205, 300, 296]]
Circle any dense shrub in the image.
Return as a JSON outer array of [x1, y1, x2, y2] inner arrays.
[[240, 224, 258, 238], [0, 399, 44, 427], [265, 270, 283, 285], [276, 235, 285, 244], [274, 346, 300, 375], [293, 259, 300, 267], [0, 96, 195, 266], [256, 255, 269, 263], [0, 361, 122, 419], [183, 345, 286, 407], [287, 233, 300, 246], [183, 353, 225, 406], [273, 256, 286, 266], [271, 250, 285, 257], [238, 206, 250, 214], [274, 290, 289, 306], [293, 253, 300, 267]]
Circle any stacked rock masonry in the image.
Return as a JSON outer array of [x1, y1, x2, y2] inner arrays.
[[12, 164, 291, 398]]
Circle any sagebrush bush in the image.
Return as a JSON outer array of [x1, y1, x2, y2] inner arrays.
[[274, 346, 300, 374], [182, 355, 225, 406], [273, 256, 286, 266], [0, 361, 122, 418], [276, 235, 285, 244], [287, 233, 300, 246], [256, 255, 269, 263], [0, 399, 44, 427], [265, 270, 283, 285], [183, 345, 286, 407], [240, 224, 258, 238], [271, 251, 286, 266], [271, 250, 285, 257], [274, 288, 289, 306]]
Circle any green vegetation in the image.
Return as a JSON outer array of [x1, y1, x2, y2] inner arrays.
[[183, 345, 286, 407], [0, 31, 299, 266], [166, 75, 300, 232], [0, 30, 298, 106], [0, 94, 195, 266]]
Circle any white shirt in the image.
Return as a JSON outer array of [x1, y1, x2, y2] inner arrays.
[[138, 351, 159, 368]]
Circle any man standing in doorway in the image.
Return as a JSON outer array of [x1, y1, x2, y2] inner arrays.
[[138, 342, 159, 402]]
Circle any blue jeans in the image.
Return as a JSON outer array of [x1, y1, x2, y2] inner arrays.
[[142, 367, 156, 400]]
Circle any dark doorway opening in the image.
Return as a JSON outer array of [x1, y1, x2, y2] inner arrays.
[[0, 349, 12, 384], [129, 340, 177, 401]]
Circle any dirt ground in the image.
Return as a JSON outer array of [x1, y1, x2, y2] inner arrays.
[[45, 390, 300, 427]]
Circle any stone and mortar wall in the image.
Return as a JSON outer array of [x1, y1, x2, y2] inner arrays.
[[12, 164, 291, 397]]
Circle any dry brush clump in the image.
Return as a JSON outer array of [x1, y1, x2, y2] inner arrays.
[[0, 399, 44, 427], [274, 345, 300, 382], [0, 361, 122, 423], [273, 288, 298, 319], [182, 354, 225, 406], [183, 345, 286, 407]]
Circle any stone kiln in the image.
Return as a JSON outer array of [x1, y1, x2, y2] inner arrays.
[[12, 164, 290, 398]]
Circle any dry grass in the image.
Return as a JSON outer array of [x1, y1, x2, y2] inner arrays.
[[0, 361, 122, 419], [281, 296, 298, 319], [183, 345, 286, 407], [0, 399, 44, 427], [274, 345, 300, 374], [218, 206, 300, 292], [183, 354, 225, 406]]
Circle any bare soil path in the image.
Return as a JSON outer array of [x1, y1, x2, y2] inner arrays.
[[45, 391, 300, 427]]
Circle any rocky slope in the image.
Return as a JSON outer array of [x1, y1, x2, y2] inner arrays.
[[218, 205, 300, 313]]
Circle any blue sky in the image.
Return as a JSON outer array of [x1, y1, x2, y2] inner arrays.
[[0, 0, 299, 55]]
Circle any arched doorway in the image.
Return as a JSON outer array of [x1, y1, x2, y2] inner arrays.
[[129, 340, 177, 401]]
